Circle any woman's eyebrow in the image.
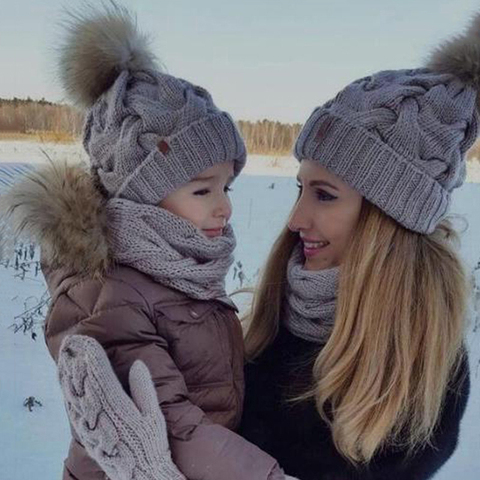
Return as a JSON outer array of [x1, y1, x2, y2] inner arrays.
[[309, 180, 339, 191], [296, 177, 339, 191]]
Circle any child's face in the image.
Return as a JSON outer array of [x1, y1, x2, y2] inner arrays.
[[288, 160, 363, 270], [159, 161, 235, 238]]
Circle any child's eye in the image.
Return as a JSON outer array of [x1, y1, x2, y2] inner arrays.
[[193, 189, 210, 196], [316, 189, 337, 201], [224, 185, 233, 193], [296, 183, 303, 191]]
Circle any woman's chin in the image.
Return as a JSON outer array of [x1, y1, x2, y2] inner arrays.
[[304, 256, 338, 271]]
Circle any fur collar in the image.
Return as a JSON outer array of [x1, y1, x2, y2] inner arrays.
[[0, 162, 111, 277]]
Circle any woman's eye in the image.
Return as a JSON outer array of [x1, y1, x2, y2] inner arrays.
[[224, 185, 233, 193], [193, 189, 210, 196], [316, 189, 337, 201], [296, 183, 303, 199]]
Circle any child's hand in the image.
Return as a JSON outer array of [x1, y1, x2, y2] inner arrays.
[[58, 334, 185, 480]]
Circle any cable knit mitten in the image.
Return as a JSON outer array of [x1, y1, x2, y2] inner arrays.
[[58, 334, 185, 480]]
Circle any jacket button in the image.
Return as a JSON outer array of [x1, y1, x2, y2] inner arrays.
[[189, 309, 199, 319]]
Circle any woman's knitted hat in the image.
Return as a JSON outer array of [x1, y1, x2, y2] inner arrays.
[[58, 4, 246, 204], [295, 15, 480, 234]]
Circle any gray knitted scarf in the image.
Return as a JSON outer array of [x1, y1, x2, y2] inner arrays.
[[284, 244, 339, 344], [105, 199, 235, 300]]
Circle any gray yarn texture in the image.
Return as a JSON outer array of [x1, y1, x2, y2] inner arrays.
[[106, 198, 236, 300], [295, 69, 479, 233], [106, 199, 236, 300], [84, 70, 246, 205], [58, 335, 186, 480], [284, 244, 338, 345]]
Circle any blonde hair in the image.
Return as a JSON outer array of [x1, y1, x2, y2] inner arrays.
[[244, 201, 469, 464]]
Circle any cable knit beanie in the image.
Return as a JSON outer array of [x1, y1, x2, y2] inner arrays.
[[58, 4, 246, 204], [295, 15, 480, 234]]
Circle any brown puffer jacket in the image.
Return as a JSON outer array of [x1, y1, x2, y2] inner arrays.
[[8, 163, 282, 480]]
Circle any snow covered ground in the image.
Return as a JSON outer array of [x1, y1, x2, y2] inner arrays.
[[1, 139, 480, 182], [0, 140, 479, 479]]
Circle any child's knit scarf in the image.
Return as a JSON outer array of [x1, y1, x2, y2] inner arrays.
[[106, 198, 235, 300]]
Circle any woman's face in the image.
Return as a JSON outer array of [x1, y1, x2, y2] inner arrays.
[[288, 160, 363, 270]]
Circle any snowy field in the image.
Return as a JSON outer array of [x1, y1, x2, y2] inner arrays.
[[1, 140, 480, 181], [0, 141, 479, 479]]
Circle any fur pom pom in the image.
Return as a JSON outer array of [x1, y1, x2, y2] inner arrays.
[[58, 2, 158, 107], [427, 13, 480, 94]]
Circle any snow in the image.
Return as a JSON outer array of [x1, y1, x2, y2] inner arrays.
[[0, 141, 479, 479], [1, 140, 480, 182], [0, 140, 88, 166]]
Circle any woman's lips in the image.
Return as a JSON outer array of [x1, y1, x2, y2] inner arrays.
[[302, 239, 330, 257]]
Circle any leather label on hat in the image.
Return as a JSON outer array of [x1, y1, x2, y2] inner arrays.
[[315, 116, 334, 141], [158, 140, 170, 154]]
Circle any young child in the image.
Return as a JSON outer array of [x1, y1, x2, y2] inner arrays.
[[1, 5, 291, 480]]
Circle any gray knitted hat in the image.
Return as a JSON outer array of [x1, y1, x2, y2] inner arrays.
[[295, 16, 480, 234], [59, 5, 246, 204]]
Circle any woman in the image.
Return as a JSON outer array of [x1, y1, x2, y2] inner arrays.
[[45, 11, 480, 480]]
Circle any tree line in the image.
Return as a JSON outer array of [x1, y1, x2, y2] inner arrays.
[[1, 98, 479, 159], [0, 98, 301, 154]]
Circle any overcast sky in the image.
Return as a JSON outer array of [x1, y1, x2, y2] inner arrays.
[[1, 0, 479, 123]]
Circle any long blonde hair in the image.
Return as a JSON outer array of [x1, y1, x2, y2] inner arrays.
[[244, 201, 469, 464]]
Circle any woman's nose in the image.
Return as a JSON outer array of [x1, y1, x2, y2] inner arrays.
[[288, 197, 310, 232]]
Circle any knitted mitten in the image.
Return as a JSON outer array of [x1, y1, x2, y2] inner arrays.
[[58, 334, 185, 480]]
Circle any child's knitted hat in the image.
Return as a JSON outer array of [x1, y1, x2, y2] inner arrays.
[[295, 15, 480, 234], [59, 4, 246, 204]]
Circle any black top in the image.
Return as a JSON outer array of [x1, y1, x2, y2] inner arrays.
[[239, 326, 470, 480]]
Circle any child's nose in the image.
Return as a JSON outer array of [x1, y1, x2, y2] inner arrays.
[[214, 195, 232, 220]]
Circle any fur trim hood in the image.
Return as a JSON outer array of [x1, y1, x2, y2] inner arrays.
[[0, 162, 111, 277]]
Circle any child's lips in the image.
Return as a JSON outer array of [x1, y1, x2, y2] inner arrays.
[[203, 227, 224, 238]]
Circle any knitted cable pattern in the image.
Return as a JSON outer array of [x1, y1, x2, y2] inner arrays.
[[284, 244, 339, 345], [58, 335, 186, 480], [295, 69, 479, 233], [105, 198, 236, 300]]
